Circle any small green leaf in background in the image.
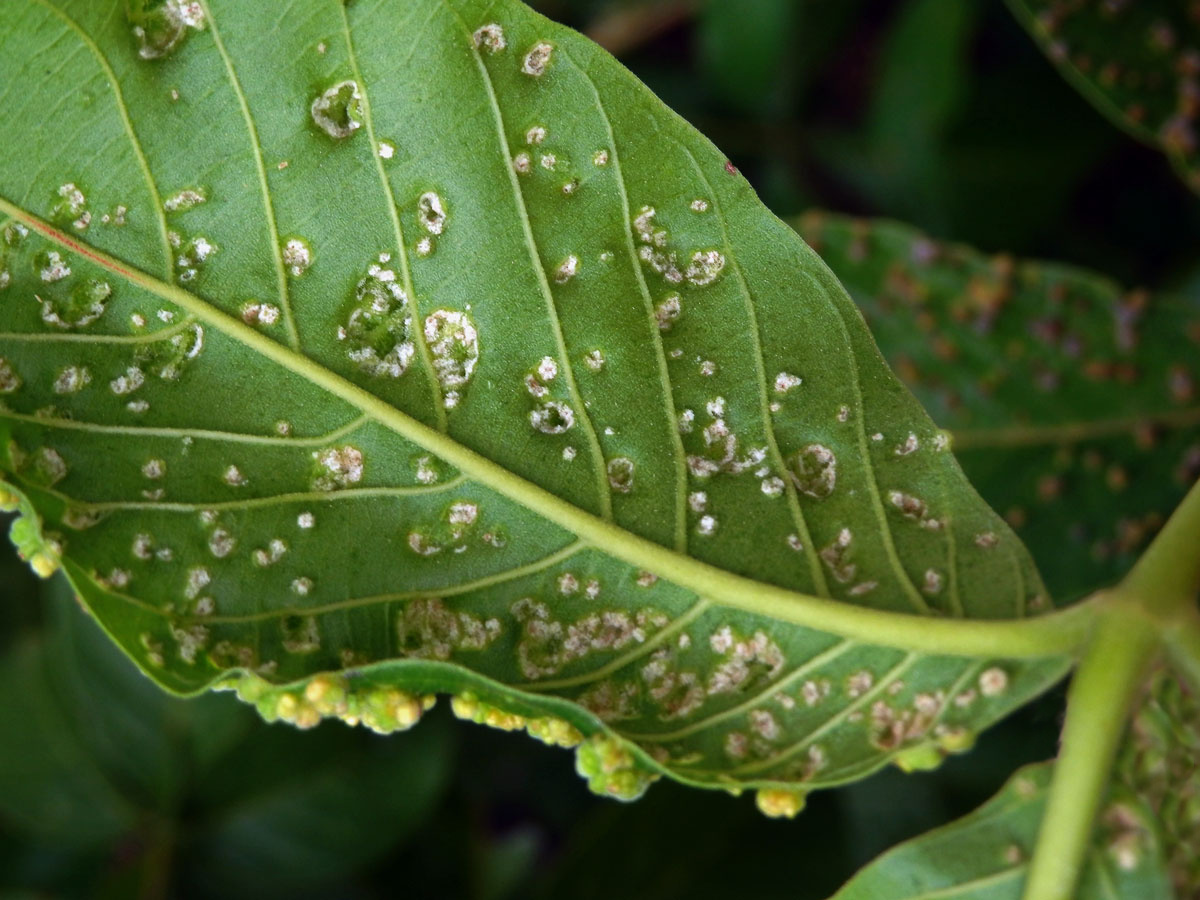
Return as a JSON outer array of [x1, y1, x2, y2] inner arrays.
[[796, 211, 1200, 602], [1009, 0, 1200, 195], [836, 662, 1199, 899]]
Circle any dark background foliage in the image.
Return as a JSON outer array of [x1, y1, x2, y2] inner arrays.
[[3, 1, 1195, 897]]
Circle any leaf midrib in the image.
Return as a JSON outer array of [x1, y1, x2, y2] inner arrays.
[[0, 196, 1093, 659]]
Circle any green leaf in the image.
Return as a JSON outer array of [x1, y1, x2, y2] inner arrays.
[[834, 661, 1200, 900], [795, 211, 1200, 602], [0, 0, 1074, 803], [1008, 0, 1200, 194]]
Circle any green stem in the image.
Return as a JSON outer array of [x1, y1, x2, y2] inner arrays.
[[1021, 606, 1158, 900], [1120, 477, 1200, 618], [0, 194, 1094, 660], [1024, 480, 1200, 898]]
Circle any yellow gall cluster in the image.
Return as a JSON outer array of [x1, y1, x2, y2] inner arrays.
[[575, 734, 658, 801], [234, 672, 433, 735], [450, 693, 584, 748]]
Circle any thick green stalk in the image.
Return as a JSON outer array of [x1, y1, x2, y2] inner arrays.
[[1120, 477, 1200, 618], [1020, 605, 1156, 900], [1024, 478, 1200, 899]]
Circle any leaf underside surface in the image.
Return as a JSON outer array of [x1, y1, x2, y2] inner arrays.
[[796, 212, 1200, 604], [0, 0, 1066, 797], [1009, 0, 1200, 194]]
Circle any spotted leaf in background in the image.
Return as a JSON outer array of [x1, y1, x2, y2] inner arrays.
[[796, 212, 1200, 603], [1009, 0, 1200, 195]]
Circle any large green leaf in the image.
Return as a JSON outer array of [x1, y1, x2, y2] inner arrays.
[[0, 0, 1070, 803], [833, 662, 1199, 900], [1009, 0, 1200, 194], [796, 211, 1200, 603]]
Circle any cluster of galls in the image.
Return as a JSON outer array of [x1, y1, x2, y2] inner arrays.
[[450, 694, 662, 802], [229, 672, 434, 735], [450, 693, 582, 750], [1, 483, 61, 579], [574, 734, 660, 802]]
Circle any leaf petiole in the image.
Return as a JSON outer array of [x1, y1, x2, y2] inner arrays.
[[1020, 603, 1157, 900], [1023, 478, 1200, 900]]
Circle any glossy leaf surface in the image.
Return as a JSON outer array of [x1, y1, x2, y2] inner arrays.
[[0, 0, 1065, 798]]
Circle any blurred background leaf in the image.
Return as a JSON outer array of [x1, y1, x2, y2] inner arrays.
[[794, 211, 1200, 603], [1009, 0, 1200, 196], [833, 760, 1176, 900], [4, 0, 1198, 895]]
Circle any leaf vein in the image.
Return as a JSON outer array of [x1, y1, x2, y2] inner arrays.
[[0, 318, 196, 345], [45, 479, 469, 515], [196, 0, 301, 349], [623, 638, 856, 742], [518, 598, 712, 692], [813, 269, 930, 612], [567, 50, 690, 554], [728, 652, 919, 776], [188, 538, 586, 624], [444, 0, 613, 520], [684, 150, 830, 595], [28, 0, 173, 277], [0, 410, 371, 449]]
